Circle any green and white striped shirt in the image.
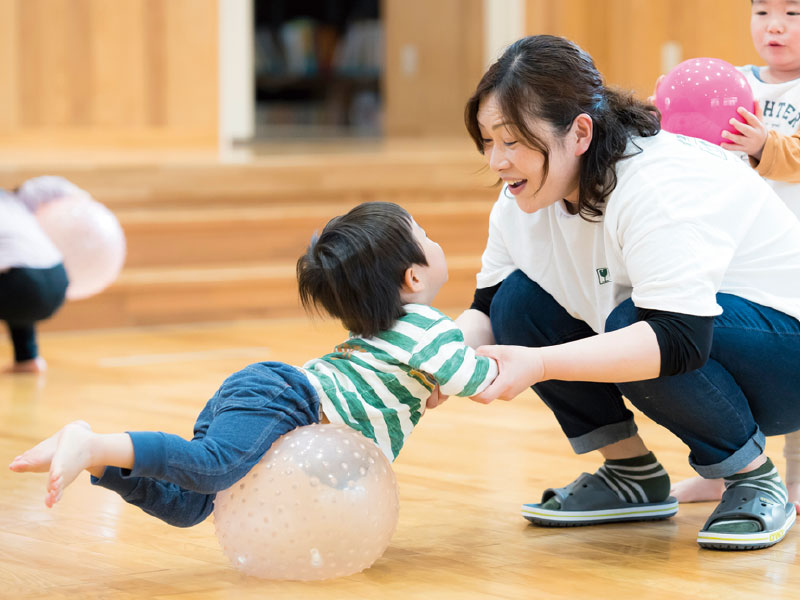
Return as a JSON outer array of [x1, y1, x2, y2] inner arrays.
[[301, 304, 498, 461]]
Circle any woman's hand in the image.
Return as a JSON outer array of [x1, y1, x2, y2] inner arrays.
[[469, 345, 545, 404], [720, 101, 769, 161]]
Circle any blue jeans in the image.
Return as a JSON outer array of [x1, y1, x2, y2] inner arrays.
[[490, 270, 800, 479], [92, 362, 320, 527], [0, 264, 68, 361]]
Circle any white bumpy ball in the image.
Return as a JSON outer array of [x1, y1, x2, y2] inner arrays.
[[213, 424, 400, 581], [35, 195, 126, 300]]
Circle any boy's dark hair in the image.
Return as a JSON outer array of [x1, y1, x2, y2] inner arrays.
[[297, 201, 427, 338], [465, 35, 661, 220]]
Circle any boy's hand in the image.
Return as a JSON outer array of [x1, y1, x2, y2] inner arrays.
[[720, 101, 768, 161], [425, 384, 449, 409]]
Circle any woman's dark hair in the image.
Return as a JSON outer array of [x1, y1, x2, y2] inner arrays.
[[297, 201, 427, 338], [465, 35, 661, 220]]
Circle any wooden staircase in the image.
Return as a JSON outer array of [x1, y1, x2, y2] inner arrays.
[[0, 144, 499, 331]]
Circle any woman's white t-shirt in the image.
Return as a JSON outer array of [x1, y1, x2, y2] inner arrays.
[[0, 191, 62, 272], [476, 130, 800, 333]]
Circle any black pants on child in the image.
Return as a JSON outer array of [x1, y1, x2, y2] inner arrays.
[[0, 264, 68, 362]]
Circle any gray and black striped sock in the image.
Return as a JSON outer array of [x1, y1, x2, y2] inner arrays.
[[541, 451, 670, 510], [595, 451, 671, 504]]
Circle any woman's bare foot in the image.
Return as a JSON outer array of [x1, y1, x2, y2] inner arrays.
[[4, 357, 47, 374], [9, 421, 91, 473], [787, 482, 800, 515], [669, 475, 725, 503], [45, 423, 98, 507]]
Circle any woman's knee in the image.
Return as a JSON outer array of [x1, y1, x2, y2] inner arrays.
[[605, 299, 637, 333], [489, 270, 595, 346], [489, 271, 554, 345]]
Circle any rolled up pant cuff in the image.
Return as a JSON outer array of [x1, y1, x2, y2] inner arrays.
[[567, 419, 639, 454], [690, 428, 767, 479]]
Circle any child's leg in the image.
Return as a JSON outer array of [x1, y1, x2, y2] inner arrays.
[[669, 475, 725, 503], [784, 430, 800, 512], [125, 362, 321, 495], [11, 421, 220, 526], [12, 362, 321, 526], [95, 363, 321, 526]]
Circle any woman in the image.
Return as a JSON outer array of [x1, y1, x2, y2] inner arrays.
[[458, 35, 800, 550], [0, 187, 68, 373]]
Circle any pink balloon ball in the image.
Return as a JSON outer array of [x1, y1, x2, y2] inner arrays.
[[36, 196, 126, 301], [656, 57, 754, 146]]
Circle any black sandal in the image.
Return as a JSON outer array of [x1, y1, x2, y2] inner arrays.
[[697, 483, 796, 550], [521, 472, 678, 527]]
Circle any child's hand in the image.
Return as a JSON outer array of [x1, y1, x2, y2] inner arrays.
[[469, 345, 544, 404], [425, 384, 449, 409], [647, 74, 665, 106], [720, 101, 768, 161]]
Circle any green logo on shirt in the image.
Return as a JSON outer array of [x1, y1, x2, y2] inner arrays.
[[596, 268, 611, 284]]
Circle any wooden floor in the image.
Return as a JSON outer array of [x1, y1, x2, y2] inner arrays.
[[1, 141, 798, 597], [1, 317, 797, 600]]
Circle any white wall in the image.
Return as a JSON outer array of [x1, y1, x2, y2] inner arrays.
[[484, 0, 525, 67], [219, 0, 255, 149]]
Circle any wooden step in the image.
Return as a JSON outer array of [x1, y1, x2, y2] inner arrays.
[[8, 142, 499, 331], [118, 197, 494, 267], [41, 255, 482, 331], [0, 143, 496, 210]]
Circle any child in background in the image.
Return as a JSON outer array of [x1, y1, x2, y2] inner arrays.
[[9, 201, 498, 527], [670, 0, 800, 510], [0, 178, 74, 373]]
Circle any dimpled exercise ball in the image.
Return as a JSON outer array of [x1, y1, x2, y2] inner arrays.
[[213, 424, 400, 581], [16, 175, 90, 212], [36, 195, 126, 300], [656, 57, 754, 145]]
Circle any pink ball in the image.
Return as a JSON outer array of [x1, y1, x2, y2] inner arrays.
[[36, 196, 126, 301], [656, 57, 754, 146]]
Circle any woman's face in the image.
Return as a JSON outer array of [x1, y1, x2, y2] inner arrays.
[[476, 93, 584, 214]]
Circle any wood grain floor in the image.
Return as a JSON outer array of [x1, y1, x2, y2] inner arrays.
[[1, 316, 797, 600], [1, 140, 797, 597]]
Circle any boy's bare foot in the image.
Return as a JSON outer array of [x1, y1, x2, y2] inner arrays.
[[669, 475, 725, 503], [46, 422, 97, 507], [9, 421, 91, 474], [4, 357, 47, 374]]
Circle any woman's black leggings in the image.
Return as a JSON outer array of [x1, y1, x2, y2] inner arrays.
[[0, 264, 68, 361]]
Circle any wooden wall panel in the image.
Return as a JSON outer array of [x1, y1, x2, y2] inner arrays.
[[0, 0, 218, 148], [673, 1, 760, 67], [92, 0, 149, 128], [525, 0, 760, 99], [0, 0, 19, 129], [384, 0, 760, 138], [383, 0, 484, 137]]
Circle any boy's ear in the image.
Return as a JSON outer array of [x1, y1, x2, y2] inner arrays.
[[402, 266, 424, 293]]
